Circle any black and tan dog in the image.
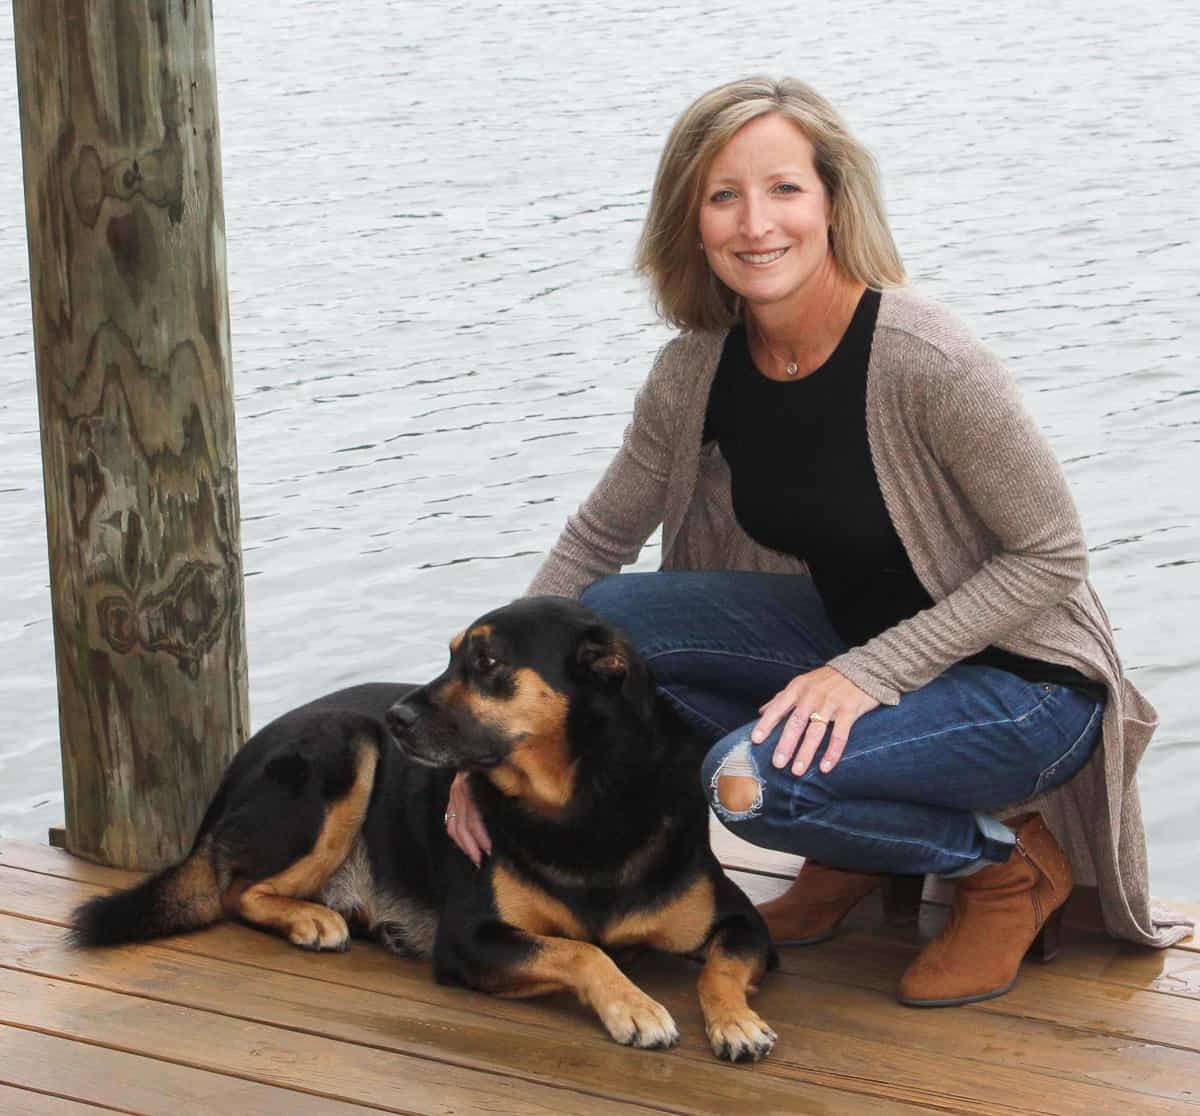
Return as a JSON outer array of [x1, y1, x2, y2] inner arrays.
[[72, 596, 777, 1061]]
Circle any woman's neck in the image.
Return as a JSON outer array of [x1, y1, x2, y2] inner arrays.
[[745, 266, 866, 379]]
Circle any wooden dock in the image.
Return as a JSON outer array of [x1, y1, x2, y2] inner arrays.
[[1, 835, 1197, 1115]]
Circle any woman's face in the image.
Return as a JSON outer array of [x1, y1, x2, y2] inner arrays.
[[698, 113, 834, 312]]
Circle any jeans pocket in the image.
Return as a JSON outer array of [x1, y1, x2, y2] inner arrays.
[[1031, 699, 1103, 797]]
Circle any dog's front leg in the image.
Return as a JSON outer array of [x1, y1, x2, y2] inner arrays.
[[474, 927, 680, 1050], [697, 922, 778, 1063]]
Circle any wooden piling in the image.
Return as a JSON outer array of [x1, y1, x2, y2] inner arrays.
[[12, 1, 248, 869]]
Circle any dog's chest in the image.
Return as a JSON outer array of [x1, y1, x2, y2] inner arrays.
[[491, 862, 715, 953], [320, 837, 438, 957]]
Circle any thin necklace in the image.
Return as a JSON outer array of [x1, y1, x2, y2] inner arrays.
[[748, 283, 854, 379], [748, 318, 802, 378]]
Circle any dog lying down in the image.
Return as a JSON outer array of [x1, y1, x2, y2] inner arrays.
[[72, 596, 778, 1061]]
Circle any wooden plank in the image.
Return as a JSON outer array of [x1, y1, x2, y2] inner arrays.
[[773, 930, 1200, 1053], [0, 914, 941, 1116], [4, 883, 1197, 1114], [17, 848, 1193, 1021], [14, 834, 1196, 954], [0, 1081, 119, 1115], [0, 968, 678, 1116], [0, 1024, 379, 1115], [7, 842, 1200, 1108]]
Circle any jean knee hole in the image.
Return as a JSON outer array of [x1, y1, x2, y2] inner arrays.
[[709, 739, 763, 820]]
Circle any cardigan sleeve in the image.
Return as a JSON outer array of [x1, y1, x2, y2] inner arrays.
[[827, 344, 1090, 704], [525, 342, 680, 599]]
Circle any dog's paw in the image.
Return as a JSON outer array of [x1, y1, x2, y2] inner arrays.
[[707, 1010, 777, 1062], [289, 908, 351, 952], [598, 988, 679, 1050]]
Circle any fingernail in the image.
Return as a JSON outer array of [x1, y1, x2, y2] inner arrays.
[[751, 730, 763, 744], [773, 752, 786, 768], [820, 760, 833, 772]]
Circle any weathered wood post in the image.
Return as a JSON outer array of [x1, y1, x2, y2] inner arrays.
[[13, 1, 249, 869]]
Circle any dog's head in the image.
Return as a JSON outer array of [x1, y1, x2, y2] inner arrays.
[[385, 596, 653, 810]]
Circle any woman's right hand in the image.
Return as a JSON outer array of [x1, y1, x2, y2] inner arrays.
[[445, 771, 491, 867]]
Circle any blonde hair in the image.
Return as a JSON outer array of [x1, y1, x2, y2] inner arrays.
[[635, 77, 906, 331]]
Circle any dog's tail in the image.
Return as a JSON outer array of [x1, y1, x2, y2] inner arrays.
[[70, 835, 228, 947]]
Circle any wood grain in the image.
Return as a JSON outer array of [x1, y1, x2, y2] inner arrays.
[[12, 1, 248, 870]]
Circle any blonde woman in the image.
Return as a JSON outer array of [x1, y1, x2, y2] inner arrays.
[[445, 77, 1189, 1005]]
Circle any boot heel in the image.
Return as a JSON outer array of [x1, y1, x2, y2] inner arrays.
[[1028, 905, 1065, 963], [881, 874, 924, 923]]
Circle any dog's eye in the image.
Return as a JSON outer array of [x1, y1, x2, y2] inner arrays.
[[473, 650, 497, 673]]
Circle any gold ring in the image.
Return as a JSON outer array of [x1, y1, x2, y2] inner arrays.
[[808, 713, 830, 725], [444, 811, 457, 824]]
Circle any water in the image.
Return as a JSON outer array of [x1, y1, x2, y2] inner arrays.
[[1, 0, 1196, 900]]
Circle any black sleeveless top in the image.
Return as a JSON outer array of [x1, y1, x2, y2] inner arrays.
[[702, 288, 1103, 699]]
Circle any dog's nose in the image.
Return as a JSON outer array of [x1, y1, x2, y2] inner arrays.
[[386, 702, 418, 733]]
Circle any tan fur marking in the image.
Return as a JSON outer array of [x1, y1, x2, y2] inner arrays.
[[492, 864, 588, 939], [233, 740, 377, 949], [475, 669, 574, 811], [603, 875, 716, 952], [170, 845, 224, 925], [453, 623, 492, 654], [697, 940, 774, 1059], [480, 935, 679, 1048]]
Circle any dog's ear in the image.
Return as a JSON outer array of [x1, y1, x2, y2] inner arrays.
[[576, 636, 629, 687], [575, 628, 656, 716]]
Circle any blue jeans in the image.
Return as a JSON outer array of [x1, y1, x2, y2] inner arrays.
[[580, 571, 1103, 877]]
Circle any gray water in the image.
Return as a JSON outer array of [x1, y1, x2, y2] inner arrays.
[[1, 0, 1196, 901]]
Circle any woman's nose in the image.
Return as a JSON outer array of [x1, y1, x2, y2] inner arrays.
[[739, 194, 773, 239]]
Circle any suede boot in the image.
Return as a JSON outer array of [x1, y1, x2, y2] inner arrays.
[[897, 813, 1072, 1007], [756, 860, 883, 945]]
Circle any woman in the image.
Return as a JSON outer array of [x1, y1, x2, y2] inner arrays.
[[445, 77, 1189, 1006]]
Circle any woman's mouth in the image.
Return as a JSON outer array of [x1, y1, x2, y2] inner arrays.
[[735, 248, 788, 265]]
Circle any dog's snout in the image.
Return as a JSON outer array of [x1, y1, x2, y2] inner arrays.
[[386, 701, 418, 732]]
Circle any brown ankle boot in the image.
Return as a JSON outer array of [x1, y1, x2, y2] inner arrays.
[[756, 860, 883, 945], [897, 813, 1073, 1007]]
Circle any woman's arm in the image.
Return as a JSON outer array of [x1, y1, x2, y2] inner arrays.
[[828, 344, 1089, 705]]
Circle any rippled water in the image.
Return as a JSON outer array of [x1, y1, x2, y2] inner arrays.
[[1, 0, 1196, 899]]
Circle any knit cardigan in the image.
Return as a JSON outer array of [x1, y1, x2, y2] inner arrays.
[[528, 286, 1190, 948]]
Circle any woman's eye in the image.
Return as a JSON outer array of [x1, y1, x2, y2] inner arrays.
[[708, 188, 735, 203], [774, 182, 801, 194]]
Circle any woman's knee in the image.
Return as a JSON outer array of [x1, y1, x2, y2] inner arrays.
[[702, 733, 767, 822], [702, 727, 834, 826]]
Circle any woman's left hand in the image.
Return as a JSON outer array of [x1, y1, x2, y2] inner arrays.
[[750, 666, 880, 776]]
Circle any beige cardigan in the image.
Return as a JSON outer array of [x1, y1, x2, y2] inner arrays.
[[528, 287, 1190, 948]]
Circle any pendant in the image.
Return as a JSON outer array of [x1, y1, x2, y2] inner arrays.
[[785, 362, 799, 377]]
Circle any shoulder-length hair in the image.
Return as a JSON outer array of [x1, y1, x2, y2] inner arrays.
[[635, 77, 907, 331]]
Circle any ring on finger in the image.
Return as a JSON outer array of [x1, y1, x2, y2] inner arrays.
[[444, 810, 457, 824], [808, 712, 831, 725]]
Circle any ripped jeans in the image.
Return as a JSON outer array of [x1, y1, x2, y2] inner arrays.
[[580, 571, 1104, 877]]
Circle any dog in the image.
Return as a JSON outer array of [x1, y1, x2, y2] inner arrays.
[[72, 596, 777, 1061]]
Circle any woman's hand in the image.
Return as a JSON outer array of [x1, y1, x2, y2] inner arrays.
[[445, 771, 491, 867], [751, 666, 880, 776]]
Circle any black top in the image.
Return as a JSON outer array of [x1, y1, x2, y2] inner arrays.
[[702, 288, 1104, 699]]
